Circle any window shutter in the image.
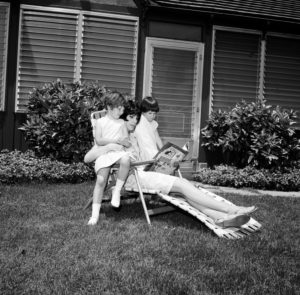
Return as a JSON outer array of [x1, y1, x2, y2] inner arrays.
[[211, 29, 262, 111], [152, 47, 198, 139], [81, 13, 138, 95], [0, 3, 9, 111], [16, 7, 78, 111], [264, 35, 300, 128]]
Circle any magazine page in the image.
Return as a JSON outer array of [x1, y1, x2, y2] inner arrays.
[[144, 142, 188, 175]]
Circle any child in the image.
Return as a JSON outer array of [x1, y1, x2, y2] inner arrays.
[[87, 91, 131, 225], [134, 96, 163, 161]]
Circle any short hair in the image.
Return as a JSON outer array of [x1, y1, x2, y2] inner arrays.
[[140, 96, 159, 113], [104, 91, 126, 109], [121, 100, 141, 123]]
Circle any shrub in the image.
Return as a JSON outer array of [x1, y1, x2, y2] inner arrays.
[[201, 98, 300, 169], [194, 164, 300, 191], [0, 149, 95, 184], [20, 79, 107, 163]]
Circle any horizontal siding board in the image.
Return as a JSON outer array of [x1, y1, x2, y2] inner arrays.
[[81, 63, 132, 72], [22, 32, 76, 43], [83, 44, 134, 55], [20, 58, 74, 67], [84, 25, 136, 37], [152, 81, 194, 91], [82, 51, 134, 61], [83, 33, 135, 44]]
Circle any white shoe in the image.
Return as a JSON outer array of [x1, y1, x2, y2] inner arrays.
[[111, 190, 121, 208], [87, 216, 98, 225]]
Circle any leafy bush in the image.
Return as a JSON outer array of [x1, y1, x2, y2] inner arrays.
[[20, 79, 107, 163], [194, 164, 300, 191], [201, 98, 300, 169], [0, 149, 94, 184]]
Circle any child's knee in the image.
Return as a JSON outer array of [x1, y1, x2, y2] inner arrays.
[[120, 155, 130, 167], [96, 174, 106, 186]]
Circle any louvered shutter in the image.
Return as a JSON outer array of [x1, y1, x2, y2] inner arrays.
[[264, 35, 300, 128], [16, 7, 78, 111], [152, 47, 197, 140], [0, 3, 9, 111], [81, 13, 138, 95], [211, 29, 261, 111]]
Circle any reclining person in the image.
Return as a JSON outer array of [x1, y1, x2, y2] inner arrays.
[[84, 101, 257, 228]]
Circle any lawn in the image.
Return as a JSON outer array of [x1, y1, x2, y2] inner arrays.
[[0, 182, 299, 295]]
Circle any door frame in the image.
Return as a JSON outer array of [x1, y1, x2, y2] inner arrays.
[[143, 37, 204, 159]]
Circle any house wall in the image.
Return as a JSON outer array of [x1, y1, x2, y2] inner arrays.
[[0, 0, 138, 151], [1, 0, 299, 167], [139, 7, 300, 164]]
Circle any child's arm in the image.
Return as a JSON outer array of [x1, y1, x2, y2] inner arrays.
[[154, 129, 163, 149], [117, 122, 131, 148]]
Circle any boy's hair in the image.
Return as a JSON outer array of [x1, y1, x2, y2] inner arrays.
[[140, 96, 159, 113], [104, 91, 126, 109], [121, 100, 141, 123]]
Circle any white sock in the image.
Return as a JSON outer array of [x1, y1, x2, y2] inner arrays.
[[111, 179, 125, 208], [87, 203, 101, 225]]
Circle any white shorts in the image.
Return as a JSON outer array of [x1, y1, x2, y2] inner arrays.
[[125, 171, 177, 194]]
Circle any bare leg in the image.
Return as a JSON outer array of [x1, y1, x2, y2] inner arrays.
[[187, 199, 250, 226], [117, 155, 131, 181], [111, 155, 131, 208], [170, 178, 256, 215], [88, 167, 110, 225]]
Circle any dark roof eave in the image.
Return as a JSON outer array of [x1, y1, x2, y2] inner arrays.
[[148, 3, 300, 25]]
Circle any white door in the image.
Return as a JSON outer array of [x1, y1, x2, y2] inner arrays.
[[143, 37, 204, 160]]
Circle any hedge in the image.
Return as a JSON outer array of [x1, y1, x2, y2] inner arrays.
[[0, 149, 94, 184]]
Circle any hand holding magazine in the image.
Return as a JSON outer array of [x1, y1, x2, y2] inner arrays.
[[144, 142, 188, 175]]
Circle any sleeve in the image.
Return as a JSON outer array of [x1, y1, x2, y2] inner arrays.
[[151, 120, 159, 131]]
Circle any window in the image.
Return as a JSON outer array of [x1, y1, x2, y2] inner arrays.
[[16, 7, 78, 111], [0, 2, 10, 111], [81, 13, 138, 94], [143, 38, 204, 159], [211, 27, 300, 127], [16, 5, 138, 112], [264, 34, 300, 127], [210, 28, 262, 112]]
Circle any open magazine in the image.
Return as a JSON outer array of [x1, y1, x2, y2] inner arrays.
[[144, 142, 188, 175]]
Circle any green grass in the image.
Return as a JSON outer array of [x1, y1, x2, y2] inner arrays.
[[0, 182, 299, 295]]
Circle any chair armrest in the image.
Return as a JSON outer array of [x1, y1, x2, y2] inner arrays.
[[111, 160, 156, 169], [131, 160, 156, 167]]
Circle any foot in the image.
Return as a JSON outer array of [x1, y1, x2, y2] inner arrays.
[[111, 189, 121, 208], [215, 214, 250, 228], [235, 206, 257, 215], [87, 216, 99, 225]]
